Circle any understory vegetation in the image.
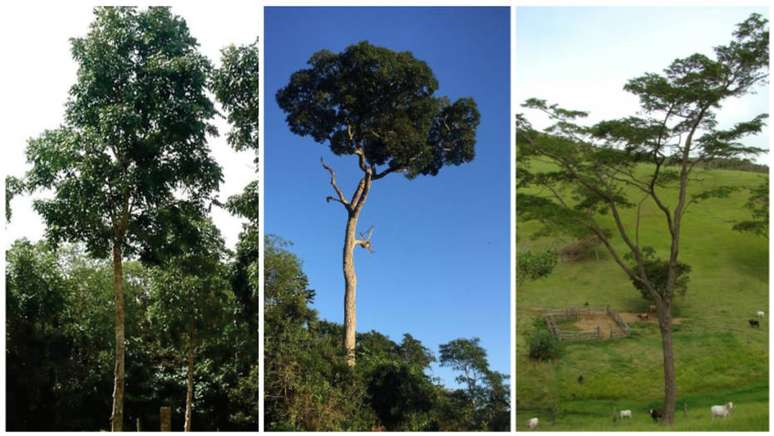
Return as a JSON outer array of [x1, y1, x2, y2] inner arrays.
[[6, 236, 259, 431], [264, 236, 510, 431]]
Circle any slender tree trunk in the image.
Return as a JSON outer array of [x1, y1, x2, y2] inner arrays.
[[324, 152, 372, 367], [343, 211, 360, 367], [185, 326, 196, 432], [656, 300, 677, 424], [110, 242, 125, 432]]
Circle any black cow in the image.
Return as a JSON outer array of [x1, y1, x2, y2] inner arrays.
[[649, 408, 662, 422], [577, 374, 584, 384], [749, 319, 760, 328]]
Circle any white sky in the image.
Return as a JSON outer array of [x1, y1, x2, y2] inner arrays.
[[1, 2, 260, 251], [516, 7, 770, 163]]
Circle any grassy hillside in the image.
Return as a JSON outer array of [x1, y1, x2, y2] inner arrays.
[[516, 163, 769, 431]]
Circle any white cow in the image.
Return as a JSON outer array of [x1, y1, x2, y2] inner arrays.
[[711, 402, 734, 418], [528, 417, 539, 430], [757, 310, 765, 318], [619, 409, 632, 419]]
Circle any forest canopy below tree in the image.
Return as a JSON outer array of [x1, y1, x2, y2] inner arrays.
[[264, 236, 510, 431], [6, 235, 259, 431]]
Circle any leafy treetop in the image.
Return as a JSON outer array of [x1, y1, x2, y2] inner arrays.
[[276, 41, 480, 179], [24, 6, 223, 259]]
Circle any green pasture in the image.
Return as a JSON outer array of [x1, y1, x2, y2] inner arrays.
[[516, 164, 769, 431]]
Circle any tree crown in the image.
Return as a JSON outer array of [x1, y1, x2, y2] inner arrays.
[[276, 41, 479, 178], [24, 7, 223, 259]]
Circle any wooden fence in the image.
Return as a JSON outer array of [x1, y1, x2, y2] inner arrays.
[[606, 305, 631, 336], [543, 306, 630, 342]]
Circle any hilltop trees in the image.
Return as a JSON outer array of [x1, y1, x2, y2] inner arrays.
[[517, 14, 768, 424], [440, 338, 510, 430], [22, 7, 222, 430], [276, 41, 480, 366]]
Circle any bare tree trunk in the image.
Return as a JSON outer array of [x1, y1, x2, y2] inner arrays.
[[184, 328, 196, 432], [110, 242, 125, 432], [343, 211, 360, 367], [657, 301, 677, 424], [322, 152, 373, 367]]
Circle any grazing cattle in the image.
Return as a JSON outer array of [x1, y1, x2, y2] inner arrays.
[[528, 417, 539, 430], [577, 374, 584, 384], [619, 409, 632, 419], [749, 319, 760, 328], [584, 301, 589, 307], [757, 310, 765, 318], [649, 304, 657, 312], [649, 408, 662, 422], [711, 402, 733, 418], [637, 313, 649, 320]]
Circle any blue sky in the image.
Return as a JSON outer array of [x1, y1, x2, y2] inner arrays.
[[265, 7, 511, 386], [517, 7, 769, 161]]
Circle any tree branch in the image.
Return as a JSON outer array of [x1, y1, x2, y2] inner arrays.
[[354, 146, 370, 174], [372, 166, 399, 180], [321, 157, 351, 211]]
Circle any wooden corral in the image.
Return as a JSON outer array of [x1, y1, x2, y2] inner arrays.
[[543, 306, 630, 342]]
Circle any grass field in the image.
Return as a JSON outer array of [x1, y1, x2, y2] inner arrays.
[[516, 164, 769, 431]]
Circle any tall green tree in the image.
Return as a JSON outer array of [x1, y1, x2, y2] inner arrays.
[[212, 38, 261, 428], [517, 14, 768, 423], [148, 218, 230, 432], [22, 7, 222, 430], [276, 41, 480, 366], [212, 38, 260, 228]]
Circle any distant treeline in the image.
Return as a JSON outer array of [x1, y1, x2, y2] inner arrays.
[[692, 157, 768, 173], [264, 236, 510, 431]]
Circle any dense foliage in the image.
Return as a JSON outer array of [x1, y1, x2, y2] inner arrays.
[[526, 319, 561, 362], [624, 248, 692, 302], [276, 41, 480, 179], [6, 238, 258, 431], [517, 249, 559, 285], [733, 180, 769, 238], [264, 236, 509, 431]]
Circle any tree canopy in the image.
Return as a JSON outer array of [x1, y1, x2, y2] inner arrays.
[[25, 6, 223, 259], [276, 41, 479, 179]]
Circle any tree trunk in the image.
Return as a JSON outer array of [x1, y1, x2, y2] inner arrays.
[[110, 242, 125, 432], [656, 301, 677, 424], [184, 328, 196, 432], [343, 211, 360, 367]]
